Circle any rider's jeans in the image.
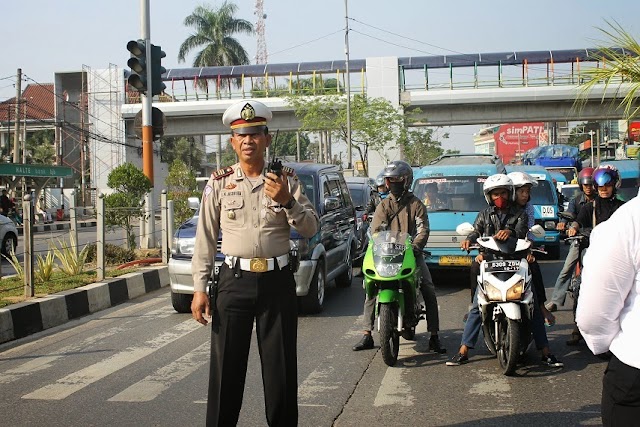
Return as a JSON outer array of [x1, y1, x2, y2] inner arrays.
[[531, 301, 549, 350], [550, 243, 581, 306], [461, 289, 482, 348]]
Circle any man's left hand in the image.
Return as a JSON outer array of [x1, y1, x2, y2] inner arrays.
[[494, 229, 511, 241], [264, 172, 291, 206]]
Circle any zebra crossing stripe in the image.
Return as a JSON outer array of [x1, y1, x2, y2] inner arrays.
[[0, 306, 172, 385], [22, 319, 202, 400], [108, 342, 210, 402]]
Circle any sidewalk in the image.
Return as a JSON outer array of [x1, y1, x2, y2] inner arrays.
[[16, 219, 97, 236]]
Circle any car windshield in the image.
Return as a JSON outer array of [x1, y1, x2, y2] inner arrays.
[[548, 167, 577, 183], [297, 173, 316, 207], [561, 186, 581, 203], [348, 186, 367, 207], [530, 180, 556, 205], [413, 176, 487, 212]]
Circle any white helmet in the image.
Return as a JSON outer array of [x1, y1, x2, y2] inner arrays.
[[482, 174, 514, 205], [507, 171, 538, 189]]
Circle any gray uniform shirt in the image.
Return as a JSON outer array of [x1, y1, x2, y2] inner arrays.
[[191, 162, 319, 292]]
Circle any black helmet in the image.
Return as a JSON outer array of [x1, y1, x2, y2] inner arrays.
[[381, 160, 413, 191]]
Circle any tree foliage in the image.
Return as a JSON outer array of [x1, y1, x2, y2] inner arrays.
[[178, 2, 253, 90], [576, 21, 640, 120], [166, 160, 200, 227], [104, 163, 152, 250], [160, 136, 203, 171], [26, 129, 55, 164]]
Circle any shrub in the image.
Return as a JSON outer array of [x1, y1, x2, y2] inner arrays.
[[85, 243, 136, 266], [35, 250, 56, 283]]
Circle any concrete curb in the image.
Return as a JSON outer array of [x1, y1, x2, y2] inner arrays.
[[17, 220, 97, 236], [0, 265, 169, 344]]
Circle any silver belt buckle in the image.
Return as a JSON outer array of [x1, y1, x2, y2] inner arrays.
[[250, 257, 268, 272]]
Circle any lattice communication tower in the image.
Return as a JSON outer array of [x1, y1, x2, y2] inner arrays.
[[254, 0, 267, 64]]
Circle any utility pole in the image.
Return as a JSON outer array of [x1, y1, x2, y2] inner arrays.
[[12, 68, 21, 165], [344, 0, 352, 170], [140, 0, 155, 249]]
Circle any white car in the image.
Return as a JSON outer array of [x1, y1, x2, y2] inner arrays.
[[0, 215, 18, 256]]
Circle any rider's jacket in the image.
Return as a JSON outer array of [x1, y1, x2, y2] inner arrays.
[[561, 193, 591, 225], [576, 196, 625, 237], [466, 203, 529, 249], [371, 191, 429, 251]]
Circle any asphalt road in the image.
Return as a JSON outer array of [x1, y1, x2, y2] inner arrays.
[[0, 244, 607, 426]]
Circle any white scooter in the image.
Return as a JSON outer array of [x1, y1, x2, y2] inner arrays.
[[456, 222, 546, 376]]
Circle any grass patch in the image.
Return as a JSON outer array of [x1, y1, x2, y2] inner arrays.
[[0, 266, 141, 309]]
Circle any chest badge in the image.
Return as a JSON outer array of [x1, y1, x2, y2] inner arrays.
[[228, 210, 236, 220], [225, 183, 237, 190]]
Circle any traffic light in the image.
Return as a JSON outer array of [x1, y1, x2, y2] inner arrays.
[[127, 39, 148, 93], [150, 44, 166, 96]]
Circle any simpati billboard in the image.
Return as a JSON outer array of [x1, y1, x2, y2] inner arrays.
[[493, 122, 545, 164], [629, 121, 640, 143]]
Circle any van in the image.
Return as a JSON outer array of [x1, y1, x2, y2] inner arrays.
[[506, 165, 561, 259], [429, 153, 506, 173], [412, 164, 504, 271]]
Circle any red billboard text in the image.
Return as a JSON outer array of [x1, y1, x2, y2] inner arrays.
[[493, 122, 544, 164]]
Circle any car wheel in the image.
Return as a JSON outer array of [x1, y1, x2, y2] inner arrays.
[[299, 258, 325, 314], [171, 291, 193, 313], [335, 246, 354, 288], [1, 233, 17, 257]]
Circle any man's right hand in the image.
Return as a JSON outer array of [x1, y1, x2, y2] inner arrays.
[[460, 240, 471, 251], [191, 291, 210, 325], [556, 222, 566, 231], [566, 227, 577, 237]]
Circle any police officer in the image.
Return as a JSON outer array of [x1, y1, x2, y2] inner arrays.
[[191, 100, 319, 427]]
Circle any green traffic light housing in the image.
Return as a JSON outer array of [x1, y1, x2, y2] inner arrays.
[[150, 44, 166, 96]]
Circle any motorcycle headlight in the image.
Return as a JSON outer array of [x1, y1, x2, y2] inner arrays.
[[376, 262, 402, 277], [172, 237, 195, 255], [506, 280, 525, 301], [544, 221, 556, 230], [482, 281, 503, 301]]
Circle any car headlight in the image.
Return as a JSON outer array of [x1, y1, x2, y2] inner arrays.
[[172, 237, 195, 255], [375, 262, 402, 277], [544, 221, 556, 230], [482, 281, 503, 301], [506, 280, 525, 301]]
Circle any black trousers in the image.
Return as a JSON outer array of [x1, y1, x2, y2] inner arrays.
[[206, 263, 298, 427], [602, 354, 640, 426]]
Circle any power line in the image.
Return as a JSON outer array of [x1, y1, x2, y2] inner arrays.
[[267, 29, 343, 59]]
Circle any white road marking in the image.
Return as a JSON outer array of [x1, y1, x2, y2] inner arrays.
[[298, 366, 341, 402], [22, 319, 201, 400], [468, 369, 512, 397], [374, 365, 415, 407], [0, 307, 172, 385], [109, 342, 210, 402]]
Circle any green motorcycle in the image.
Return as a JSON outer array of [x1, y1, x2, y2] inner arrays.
[[362, 230, 421, 366]]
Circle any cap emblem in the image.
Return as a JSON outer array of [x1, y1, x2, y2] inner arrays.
[[240, 103, 256, 121]]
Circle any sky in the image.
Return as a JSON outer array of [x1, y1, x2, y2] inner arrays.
[[1, 0, 638, 153]]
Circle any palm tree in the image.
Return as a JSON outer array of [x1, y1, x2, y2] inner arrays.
[[178, 2, 254, 92], [577, 21, 640, 120]]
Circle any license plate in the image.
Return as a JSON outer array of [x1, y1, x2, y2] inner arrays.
[[439, 255, 472, 266], [486, 260, 520, 272]]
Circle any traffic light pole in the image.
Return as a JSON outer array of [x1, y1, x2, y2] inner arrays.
[[140, 0, 155, 249]]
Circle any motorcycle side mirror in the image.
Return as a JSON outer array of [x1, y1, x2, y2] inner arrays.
[[530, 224, 546, 239], [456, 222, 475, 236]]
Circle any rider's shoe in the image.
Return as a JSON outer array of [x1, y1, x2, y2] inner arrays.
[[566, 330, 583, 346], [429, 335, 447, 354], [542, 353, 564, 368], [545, 302, 558, 312], [446, 353, 468, 366], [352, 334, 374, 351]]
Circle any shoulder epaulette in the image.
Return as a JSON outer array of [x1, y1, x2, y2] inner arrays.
[[212, 166, 234, 180], [282, 165, 295, 176]]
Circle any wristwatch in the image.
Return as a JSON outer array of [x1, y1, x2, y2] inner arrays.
[[283, 196, 296, 210]]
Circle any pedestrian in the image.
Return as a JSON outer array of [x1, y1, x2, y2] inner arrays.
[[190, 99, 319, 427], [546, 167, 595, 312], [0, 189, 10, 216], [352, 160, 446, 354], [577, 195, 640, 426]]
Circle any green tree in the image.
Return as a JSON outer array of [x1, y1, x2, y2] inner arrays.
[[26, 129, 55, 164], [576, 21, 640, 120], [160, 136, 203, 171], [178, 2, 254, 91], [207, 139, 237, 167], [104, 163, 152, 250], [166, 160, 200, 227], [271, 131, 312, 160]]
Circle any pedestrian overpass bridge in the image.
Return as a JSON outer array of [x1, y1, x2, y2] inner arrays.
[[121, 48, 637, 136]]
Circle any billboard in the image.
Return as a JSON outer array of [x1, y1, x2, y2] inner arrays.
[[493, 122, 545, 164], [629, 121, 640, 143]]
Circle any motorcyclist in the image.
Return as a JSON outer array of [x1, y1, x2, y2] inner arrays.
[[447, 174, 529, 366], [546, 167, 596, 313], [353, 160, 446, 354], [565, 164, 626, 346], [508, 171, 563, 367], [365, 175, 388, 215]]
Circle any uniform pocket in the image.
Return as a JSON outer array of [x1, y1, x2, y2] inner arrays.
[[221, 196, 245, 227]]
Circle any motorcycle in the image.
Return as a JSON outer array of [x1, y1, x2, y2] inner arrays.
[[361, 230, 422, 366], [456, 222, 546, 375], [558, 211, 587, 315]]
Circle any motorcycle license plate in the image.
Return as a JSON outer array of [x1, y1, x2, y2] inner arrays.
[[439, 255, 472, 266], [486, 260, 520, 272]]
